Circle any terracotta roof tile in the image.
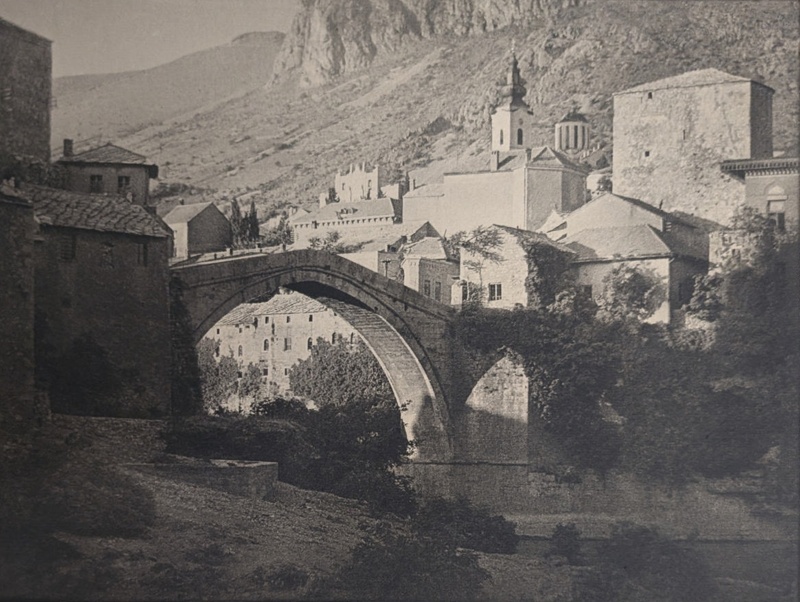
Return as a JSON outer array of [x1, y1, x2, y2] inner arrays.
[[217, 293, 328, 326], [60, 143, 150, 165]]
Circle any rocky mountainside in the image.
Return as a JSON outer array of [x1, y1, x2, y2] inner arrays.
[[273, 0, 584, 87], [51, 32, 285, 152], [93, 0, 797, 217]]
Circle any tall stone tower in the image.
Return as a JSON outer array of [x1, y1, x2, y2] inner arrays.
[[491, 50, 534, 152], [554, 110, 590, 155]]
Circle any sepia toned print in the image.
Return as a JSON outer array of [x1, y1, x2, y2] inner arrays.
[[1, 0, 797, 599]]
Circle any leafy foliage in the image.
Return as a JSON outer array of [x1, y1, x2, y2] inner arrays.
[[411, 496, 519, 554], [598, 264, 667, 322], [196, 338, 239, 414], [289, 338, 393, 408], [331, 525, 489, 601], [306, 230, 364, 254]]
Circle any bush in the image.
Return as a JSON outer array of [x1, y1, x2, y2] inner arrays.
[[412, 496, 518, 554], [332, 527, 490, 600], [547, 522, 583, 565], [267, 564, 309, 591], [593, 523, 719, 601]]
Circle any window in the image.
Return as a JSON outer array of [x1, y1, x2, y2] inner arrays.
[[58, 233, 76, 261], [253, 318, 259, 328], [286, 316, 291, 323], [488, 283, 502, 301], [89, 174, 103, 193], [644, 150, 650, 157], [499, 129, 504, 145], [284, 368, 289, 376], [117, 175, 130, 193], [237, 371, 243, 379], [768, 200, 786, 231], [307, 337, 313, 350], [215, 346, 220, 358], [647, 91, 653, 99], [262, 368, 268, 376], [517, 128, 523, 145], [263, 339, 269, 351], [237, 345, 243, 357], [349, 332, 355, 344], [136, 242, 148, 266], [284, 337, 292, 351], [423, 279, 431, 297], [434, 281, 442, 302], [265, 317, 269, 323], [462, 283, 468, 302], [271, 323, 275, 335], [216, 328, 220, 335], [580, 285, 593, 300], [308, 314, 313, 322], [573, 126, 578, 148]]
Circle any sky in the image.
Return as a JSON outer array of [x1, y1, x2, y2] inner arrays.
[[0, 0, 298, 77]]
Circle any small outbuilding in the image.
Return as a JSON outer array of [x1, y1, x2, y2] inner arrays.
[[163, 201, 232, 259]]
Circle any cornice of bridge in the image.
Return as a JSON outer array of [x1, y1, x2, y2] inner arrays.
[[170, 249, 455, 321]]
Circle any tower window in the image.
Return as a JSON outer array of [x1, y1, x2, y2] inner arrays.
[[308, 314, 313, 322], [499, 130, 504, 145], [263, 339, 269, 351], [307, 337, 313, 350], [284, 337, 292, 351], [573, 125, 578, 148], [647, 92, 653, 99], [644, 151, 650, 157], [517, 128, 523, 145]]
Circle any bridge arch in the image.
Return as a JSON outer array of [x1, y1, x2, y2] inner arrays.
[[171, 250, 457, 461]]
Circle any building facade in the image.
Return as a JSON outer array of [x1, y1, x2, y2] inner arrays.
[[57, 141, 159, 206], [613, 68, 774, 225], [0, 18, 51, 165], [207, 291, 359, 407], [163, 201, 232, 259], [22, 183, 172, 417]]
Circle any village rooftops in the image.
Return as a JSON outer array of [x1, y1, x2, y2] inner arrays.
[[163, 201, 219, 225], [15, 183, 170, 238], [58, 143, 159, 177], [217, 293, 328, 326], [615, 68, 774, 95]]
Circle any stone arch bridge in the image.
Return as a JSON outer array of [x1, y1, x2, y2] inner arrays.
[[170, 250, 472, 462]]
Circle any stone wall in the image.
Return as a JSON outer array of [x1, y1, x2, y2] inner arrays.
[[613, 80, 772, 225], [62, 164, 151, 206], [0, 19, 51, 164], [35, 226, 171, 416], [0, 194, 37, 431]]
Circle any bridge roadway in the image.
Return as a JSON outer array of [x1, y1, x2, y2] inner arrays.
[[170, 249, 468, 461]]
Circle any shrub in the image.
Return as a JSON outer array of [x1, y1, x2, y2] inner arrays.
[[412, 496, 518, 554], [267, 564, 309, 591], [596, 523, 718, 601], [547, 522, 583, 565], [332, 528, 490, 600]]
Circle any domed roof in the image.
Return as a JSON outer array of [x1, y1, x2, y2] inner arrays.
[[557, 109, 588, 124]]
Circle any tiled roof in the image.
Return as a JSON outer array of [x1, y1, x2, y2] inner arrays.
[[163, 202, 218, 225], [494, 224, 576, 254], [60, 143, 150, 165], [617, 68, 768, 94], [293, 198, 397, 225], [563, 225, 674, 260], [558, 110, 588, 123], [18, 183, 170, 238], [720, 156, 799, 177], [292, 221, 438, 253], [217, 293, 327, 326], [493, 147, 587, 173], [403, 236, 447, 259]]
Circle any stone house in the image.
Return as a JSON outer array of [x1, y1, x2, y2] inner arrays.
[[18, 183, 172, 417], [0, 17, 51, 165], [544, 193, 709, 323], [207, 290, 358, 409], [455, 224, 575, 309], [57, 141, 159, 206], [612, 68, 774, 226], [400, 236, 460, 305], [163, 201, 232, 259], [292, 197, 402, 244]]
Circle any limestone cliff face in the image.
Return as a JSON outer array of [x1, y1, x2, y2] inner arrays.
[[274, 0, 587, 86]]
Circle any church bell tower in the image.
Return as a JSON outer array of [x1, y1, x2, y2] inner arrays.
[[491, 48, 534, 153]]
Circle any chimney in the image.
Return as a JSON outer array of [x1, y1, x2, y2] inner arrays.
[[63, 139, 74, 158]]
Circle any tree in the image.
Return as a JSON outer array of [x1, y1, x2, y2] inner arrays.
[[445, 227, 504, 304], [598, 264, 666, 322], [238, 362, 266, 403], [196, 339, 239, 413], [247, 200, 260, 242], [229, 199, 244, 248], [288, 338, 393, 407]]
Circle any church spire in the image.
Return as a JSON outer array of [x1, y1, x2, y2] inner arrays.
[[499, 44, 527, 106]]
